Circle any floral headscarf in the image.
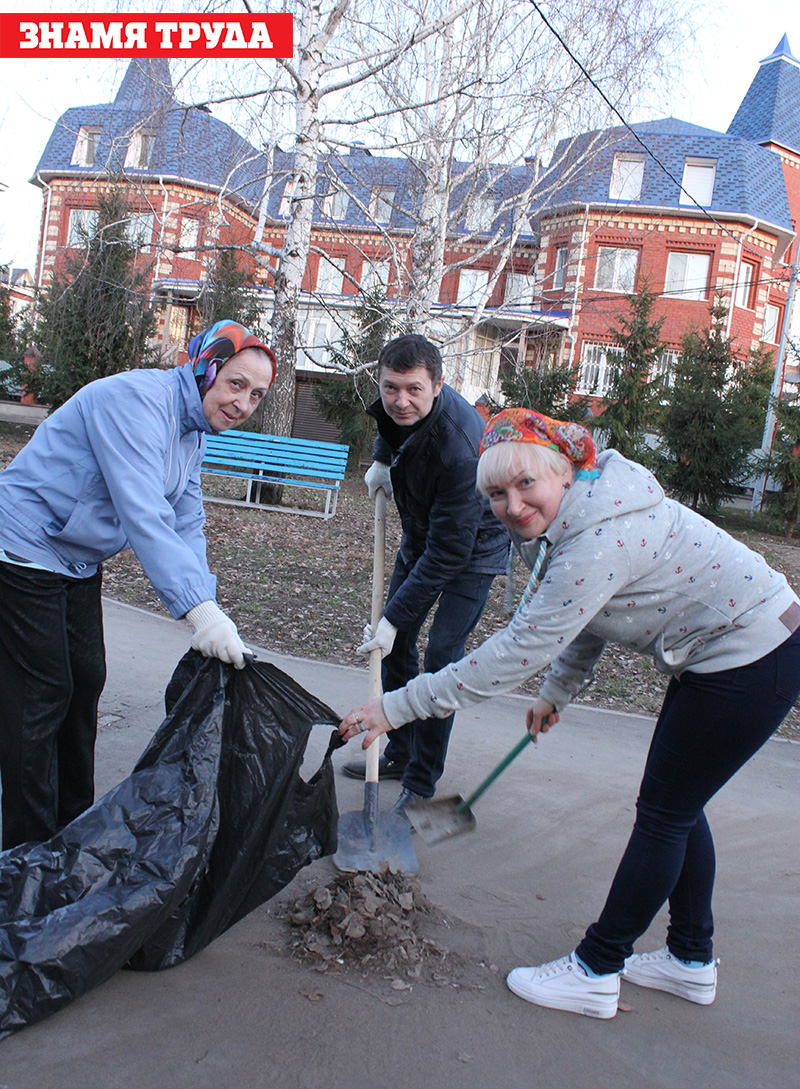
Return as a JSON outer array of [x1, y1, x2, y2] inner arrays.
[[480, 407, 599, 480], [188, 320, 276, 397]]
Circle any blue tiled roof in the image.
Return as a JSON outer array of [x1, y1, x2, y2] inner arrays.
[[533, 119, 792, 230], [727, 35, 800, 155], [31, 60, 538, 241]]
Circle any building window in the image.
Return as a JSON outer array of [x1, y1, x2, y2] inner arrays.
[[763, 303, 781, 344], [316, 256, 346, 294], [552, 247, 569, 290], [594, 247, 638, 293], [300, 318, 337, 369], [734, 261, 756, 309], [167, 305, 189, 347], [680, 158, 716, 207], [577, 342, 623, 397], [70, 126, 102, 167], [370, 186, 394, 224], [126, 211, 155, 250], [664, 251, 710, 300], [464, 195, 495, 233], [464, 330, 500, 390], [505, 272, 536, 307], [609, 154, 644, 201], [279, 177, 297, 217], [361, 259, 390, 293], [650, 349, 679, 389], [177, 218, 201, 255], [323, 188, 349, 220], [124, 129, 155, 170], [67, 208, 99, 246], [457, 267, 491, 306]]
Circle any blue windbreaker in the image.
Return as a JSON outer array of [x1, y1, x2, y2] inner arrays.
[[0, 364, 217, 618]]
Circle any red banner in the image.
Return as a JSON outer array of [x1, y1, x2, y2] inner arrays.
[[0, 13, 293, 58]]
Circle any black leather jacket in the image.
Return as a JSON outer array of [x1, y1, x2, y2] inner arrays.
[[368, 383, 509, 631]]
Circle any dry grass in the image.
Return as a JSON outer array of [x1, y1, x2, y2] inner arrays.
[[2, 419, 798, 739]]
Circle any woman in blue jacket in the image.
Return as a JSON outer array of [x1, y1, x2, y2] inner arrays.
[[0, 320, 275, 851]]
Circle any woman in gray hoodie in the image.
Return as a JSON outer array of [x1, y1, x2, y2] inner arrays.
[[340, 408, 800, 1020]]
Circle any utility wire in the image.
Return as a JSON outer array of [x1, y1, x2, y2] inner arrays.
[[526, 0, 783, 262]]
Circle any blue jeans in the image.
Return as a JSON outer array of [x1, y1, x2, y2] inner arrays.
[[383, 558, 496, 798], [0, 561, 106, 850], [575, 628, 800, 974]]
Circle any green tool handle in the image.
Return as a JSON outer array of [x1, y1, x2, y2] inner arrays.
[[456, 731, 535, 813]]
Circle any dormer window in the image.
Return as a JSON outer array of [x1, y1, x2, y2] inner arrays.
[[124, 130, 155, 170], [680, 158, 716, 207], [609, 154, 644, 201], [370, 186, 394, 225], [323, 188, 349, 220], [464, 195, 495, 232], [71, 126, 102, 167], [279, 177, 297, 217]]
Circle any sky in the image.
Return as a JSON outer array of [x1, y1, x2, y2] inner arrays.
[[0, 0, 797, 272]]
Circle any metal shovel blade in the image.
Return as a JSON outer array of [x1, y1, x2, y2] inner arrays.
[[334, 783, 418, 874], [405, 793, 477, 846]]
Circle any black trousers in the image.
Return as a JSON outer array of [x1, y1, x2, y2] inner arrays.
[[0, 561, 106, 850]]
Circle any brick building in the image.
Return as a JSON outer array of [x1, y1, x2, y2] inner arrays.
[[26, 35, 800, 428]]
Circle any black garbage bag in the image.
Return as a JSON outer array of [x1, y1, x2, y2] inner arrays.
[[0, 651, 342, 1039]]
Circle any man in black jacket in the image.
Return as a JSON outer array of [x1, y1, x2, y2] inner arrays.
[[342, 334, 508, 811]]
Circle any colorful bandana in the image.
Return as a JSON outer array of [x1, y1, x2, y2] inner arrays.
[[188, 320, 276, 396], [480, 408, 599, 480]]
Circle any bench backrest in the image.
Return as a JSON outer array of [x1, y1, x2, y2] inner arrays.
[[203, 430, 349, 481]]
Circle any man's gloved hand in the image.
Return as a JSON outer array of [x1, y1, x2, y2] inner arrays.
[[357, 616, 398, 658], [364, 460, 393, 501], [185, 600, 249, 669]]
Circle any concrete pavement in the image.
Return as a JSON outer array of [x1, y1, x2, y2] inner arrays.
[[1, 598, 798, 1089]]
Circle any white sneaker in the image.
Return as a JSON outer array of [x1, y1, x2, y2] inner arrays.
[[506, 952, 620, 1019], [623, 947, 718, 1005]]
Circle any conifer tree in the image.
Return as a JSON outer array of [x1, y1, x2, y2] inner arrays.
[[764, 360, 800, 537], [495, 357, 590, 421], [0, 282, 21, 398], [598, 279, 664, 462], [27, 188, 156, 410], [314, 289, 396, 467], [657, 300, 772, 510]]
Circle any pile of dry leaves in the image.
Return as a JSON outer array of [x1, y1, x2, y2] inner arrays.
[[285, 867, 451, 987]]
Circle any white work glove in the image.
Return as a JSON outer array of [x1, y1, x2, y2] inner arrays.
[[357, 616, 398, 658], [364, 460, 393, 501], [186, 600, 249, 669]]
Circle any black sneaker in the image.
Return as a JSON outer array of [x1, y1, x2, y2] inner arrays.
[[341, 755, 407, 780]]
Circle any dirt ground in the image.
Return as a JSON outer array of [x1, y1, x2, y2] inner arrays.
[[2, 418, 799, 738]]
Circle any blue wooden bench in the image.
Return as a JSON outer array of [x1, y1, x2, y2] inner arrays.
[[201, 430, 350, 519]]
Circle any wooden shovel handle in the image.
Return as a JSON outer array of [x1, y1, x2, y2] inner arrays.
[[365, 487, 387, 783]]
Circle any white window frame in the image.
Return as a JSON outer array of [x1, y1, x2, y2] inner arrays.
[[299, 317, 338, 370], [125, 211, 155, 250], [505, 272, 536, 307], [464, 194, 495, 233], [279, 177, 297, 217], [680, 158, 716, 207], [370, 186, 394, 224], [609, 154, 645, 201], [71, 126, 101, 167], [323, 188, 349, 220], [649, 349, 678, 388], [664, 251, 710, 301], [167, 305, 189, 346], [734, 261, 756, 310], [316, 255, 346, 295], [552, 247, 569, 290], [361, 259, 391, 294], [124, 129, 155, 170], [762, 303, 781, 344], [67, 208, 99, 246], [465, 330, 500, 391], [594, 247, 638, 293], [177, 217, 201, 255], [577, 342, 624, 397], [457, 267, 491, 306]]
